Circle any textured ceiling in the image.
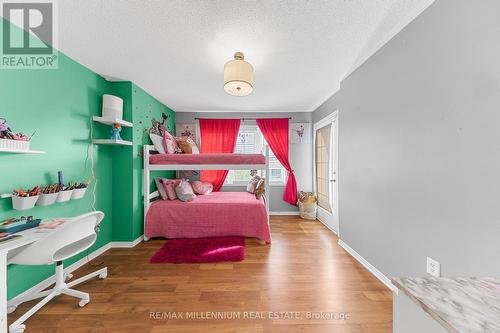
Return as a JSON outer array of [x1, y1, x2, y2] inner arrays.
[[55, 0, 434, 112]]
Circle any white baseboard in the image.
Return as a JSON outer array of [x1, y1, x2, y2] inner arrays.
[[338, 239, 397, 293], [269, 211, 299, 216], [9, 235, 144, 304], [317, 217, 338, 235], [110, 235, 144, 248]]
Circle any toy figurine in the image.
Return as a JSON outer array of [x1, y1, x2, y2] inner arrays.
[[110, 123, 122, 140]]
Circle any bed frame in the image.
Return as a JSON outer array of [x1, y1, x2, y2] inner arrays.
[[143, 145, 271, 241]]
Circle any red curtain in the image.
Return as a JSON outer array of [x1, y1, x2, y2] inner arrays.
[[199, 119, 241, 191], [256, 118, 298, 206]]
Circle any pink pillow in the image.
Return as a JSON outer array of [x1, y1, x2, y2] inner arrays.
[[161, 125, 177, 154], [161, 178, 181, 200], [191, 181, 213, 195], [175, 179, 196, 202]]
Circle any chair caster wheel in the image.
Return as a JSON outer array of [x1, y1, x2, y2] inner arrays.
[[65, 273, 73, 281], [10, 324, 25, 333], [79, 298, 89, 307], [99, 272, 107, 279], [7, 305, 17, 314]]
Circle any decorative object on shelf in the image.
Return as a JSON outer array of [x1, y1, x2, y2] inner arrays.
[[176, 124, 196, 142], [0, 118, 44, 153], [224, 52, 254, 96], [0, 118, 31, 141], [289, 122, 311, 144], [110, 123, 122, 140], [102, 94, 123, 120], [91, 94, 132, 147]]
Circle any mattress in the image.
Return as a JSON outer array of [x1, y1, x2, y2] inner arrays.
[[145, 192, 271, 243], [149, 153, 266, 165]]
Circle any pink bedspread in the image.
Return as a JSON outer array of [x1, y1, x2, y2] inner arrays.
[[149, 153, 266, 165], [145, 192, 271, 243]]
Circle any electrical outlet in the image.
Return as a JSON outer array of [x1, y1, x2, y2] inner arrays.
[[426, 257, 441, 277]]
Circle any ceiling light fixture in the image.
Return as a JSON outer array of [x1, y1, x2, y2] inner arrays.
[[224, 52, 253, 96]]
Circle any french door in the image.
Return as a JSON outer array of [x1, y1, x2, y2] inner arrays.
[[313, 111, 339, 234]]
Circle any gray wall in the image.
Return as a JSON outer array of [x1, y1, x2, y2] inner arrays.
[[314, 0, 500, 277], [175, 112, 313, 212]]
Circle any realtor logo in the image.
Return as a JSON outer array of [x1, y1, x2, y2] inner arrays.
[[1, 0, 58, 69]]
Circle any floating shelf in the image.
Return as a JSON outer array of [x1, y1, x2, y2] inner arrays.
[[92, 139, 132, 146], [92, 116, 133, 127], [0, 148, 46, 154]]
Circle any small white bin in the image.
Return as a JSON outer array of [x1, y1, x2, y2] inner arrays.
[[0, 138, 30, 151], [37, 192, 59, 206], [56, 189, 74, 202], [12, 195, 39, 211], [71, 188, 87, 200]]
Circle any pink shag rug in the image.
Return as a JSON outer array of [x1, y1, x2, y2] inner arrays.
[[150, 237, 245, 264]]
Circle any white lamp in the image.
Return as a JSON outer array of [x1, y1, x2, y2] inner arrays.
[[102, 94, 123, 119], [224, 52, 254, 96]]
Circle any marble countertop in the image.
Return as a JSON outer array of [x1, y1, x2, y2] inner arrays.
[[392, 277, 500, 333]]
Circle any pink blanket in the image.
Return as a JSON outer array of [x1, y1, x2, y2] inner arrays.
[[149, 153, 266, 165], [145, 192, 271, 243]]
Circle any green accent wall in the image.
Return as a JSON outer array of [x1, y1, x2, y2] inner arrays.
[[131, 84, 175, 239], [0, 19, 174, 299], [109, 83, 175, 241]]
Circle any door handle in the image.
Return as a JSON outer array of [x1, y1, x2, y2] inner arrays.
[[330, 179, 336, 183]]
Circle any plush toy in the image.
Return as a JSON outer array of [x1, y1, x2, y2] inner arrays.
[[110, 123, 122, 140], [0, 118, 31, 140]]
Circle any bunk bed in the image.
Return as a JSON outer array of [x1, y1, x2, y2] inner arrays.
[[143, 145, 271, 243]]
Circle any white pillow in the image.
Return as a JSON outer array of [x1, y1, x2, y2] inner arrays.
[[149, 133, 165, 154]]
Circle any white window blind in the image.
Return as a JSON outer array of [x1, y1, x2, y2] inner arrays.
[[225, 125, 286, 185]]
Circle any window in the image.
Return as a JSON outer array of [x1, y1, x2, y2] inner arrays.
[[315, 124, 332, 212], [224, 125, 286, 186]]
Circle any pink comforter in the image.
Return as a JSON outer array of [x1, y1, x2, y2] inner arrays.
[[145, 192, 271, 243], [149, 153, 266, 165]]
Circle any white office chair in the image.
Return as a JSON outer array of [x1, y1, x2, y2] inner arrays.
[[7, 211, 108, 333]]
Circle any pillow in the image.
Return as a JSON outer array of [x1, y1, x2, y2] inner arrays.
[[175, 179, 196, 202], [255, 178, 266, 199], [155, 178, 168, 200], [150, 133, 166, 154], [162, 129, 177, 154], [161, 178, 182, 200], [175, 136, 199, 154], [246, 175, 261, 194], [191, 181, 213, 195]]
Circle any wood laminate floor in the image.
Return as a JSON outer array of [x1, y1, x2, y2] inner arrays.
[[9, 216, 392, 332]]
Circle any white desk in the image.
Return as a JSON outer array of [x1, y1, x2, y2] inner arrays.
[[0, 228, 53, 333]]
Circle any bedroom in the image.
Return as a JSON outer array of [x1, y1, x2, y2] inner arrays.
[[1, 1, 499, 333]]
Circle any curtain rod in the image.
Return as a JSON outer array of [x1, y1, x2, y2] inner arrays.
[[194, 117, 292, 120]]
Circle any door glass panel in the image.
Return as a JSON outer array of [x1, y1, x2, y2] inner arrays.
[[315, 125, 332, 212]]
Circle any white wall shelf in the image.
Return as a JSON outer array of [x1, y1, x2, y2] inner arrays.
[[92, 116, 133, 127], [92, 139, 132, 146], [0, 148, 46, 154]]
